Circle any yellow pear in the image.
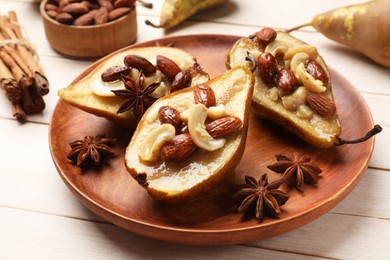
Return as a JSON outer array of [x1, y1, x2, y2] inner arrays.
[[125, 66, 254, 203]]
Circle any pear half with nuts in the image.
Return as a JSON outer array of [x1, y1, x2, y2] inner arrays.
[[125, 66, 254, 203], [227, 29, 341, 148], [58, 46, 209, 129]]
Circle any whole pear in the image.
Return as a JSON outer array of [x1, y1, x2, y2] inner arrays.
[[146, 0, 226, 29]]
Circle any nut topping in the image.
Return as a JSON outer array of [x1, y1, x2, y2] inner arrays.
[[206, 117, 242, 138], [258, 52, 278, 84], [188, 104, 226, 151], [256, 27, 277, 46], [161, 133, 197, 161], [170, 70, 192, 93], [139, 124, 176, 162], [306, 60, 329, 86], [158, 106, 182, 130], [277, 68, 297, 92], [101, 66, 130, 82], [123, 54, 156, 76], [156, 55, 182, 81], [193, 84, 216, 108], [306, 92, 336, 118]]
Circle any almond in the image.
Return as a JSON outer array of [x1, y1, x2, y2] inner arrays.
[[45, 3, 58, 11], [277, 68, 297, 92], [170, 70, 192, 93], [114, 0, 135, 8], [156, 55, 181, 81], [193, 84, 216, 108], [306, 92, 336, 119], [61, 3, 89, 15], [97, 0, 113, 11], [56, 12, 73, 24], [73, 10, 96, 26], [123, 54, 156, 76], [47, 10, 59, 19], [256, 27, 277, 45], [94, 7, 108, 25], [158, 106, 182, 130], [306, 60, 329, 87], [258, 52, 278, 84], [161, 133, 197, 161], [206, 117, 242, 138], [101, 65, 130, 82], [108, 7, 131, 21]]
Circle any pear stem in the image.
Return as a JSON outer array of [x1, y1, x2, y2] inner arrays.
[[145, 20, 164, 28], [286, 23, 313, 33], [137, 0, 153, 8], [335, 125, 382, 146]]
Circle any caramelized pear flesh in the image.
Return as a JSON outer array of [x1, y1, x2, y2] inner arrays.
[[58, 47, 209, 128], [125, 67, 254, 203], [227, 31, 341, 148]]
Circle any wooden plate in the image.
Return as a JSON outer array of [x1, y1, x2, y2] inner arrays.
[[49, 34, 375, 245]]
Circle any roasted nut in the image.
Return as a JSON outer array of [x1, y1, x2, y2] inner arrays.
[[47, 10, 59, 19], [193, 84, 216, 108], [108, 7, 131, 21], [207, 104, 229, 120], [258, 52, 278, 84], [161, 133, 197, 161], [264, 40, 291, 57], [114, 0, 135, 8], [256, 27, 277, 45], [45, 3, 58, 11], [284, 45, 318, 60], [158, 106, 182, 130], [61, 3, 89, 15], [171, 70, 192, 93], [123, 55, 156, 76], [281, 86, 307, 111], [139, 124, 176, 162], [306, 60, 329, 86], [97, 0, 113, 11], [156, 55, 182, 81], [290, 53, 326, 93], [94, 7, 108, 25], [306, 92, 336, 118], [81, 1, 99, 10], [277, 68, 297, 92], [101, 66, 130, 82], [206, 117, 242, 138], [188, 104, 226, 151], [74, 10, 97, 26], [56, 12, 74, 24]]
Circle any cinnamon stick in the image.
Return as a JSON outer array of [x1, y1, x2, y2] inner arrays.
[[12, 101, 26, 122]]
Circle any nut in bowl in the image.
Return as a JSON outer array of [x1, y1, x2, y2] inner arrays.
[[40, 0, 137, 58]]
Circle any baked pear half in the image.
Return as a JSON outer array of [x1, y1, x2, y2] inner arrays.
[[125, 66, 254, 203], [227, 29, 341, 148], [58, 46, 209, 128]]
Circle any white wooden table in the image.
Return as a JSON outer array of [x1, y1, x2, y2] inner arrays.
[[1, 0, 389, 259]]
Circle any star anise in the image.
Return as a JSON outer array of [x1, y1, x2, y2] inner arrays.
[[67, 134, 116, 167], [267, 152, 322, 191], [233, 174, 289, 221], [112, 70, 161, 120]]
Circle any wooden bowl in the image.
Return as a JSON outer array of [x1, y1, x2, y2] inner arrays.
[[40, 0, 137, 58]]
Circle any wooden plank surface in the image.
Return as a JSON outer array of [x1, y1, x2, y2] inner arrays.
[[0, 0, 389, 259]]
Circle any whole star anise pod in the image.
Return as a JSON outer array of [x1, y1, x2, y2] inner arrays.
[[67, 134, 116, 167], [112, 70, 161, 120], [267, 152, 322, 191], [233, 174, 289, 221]]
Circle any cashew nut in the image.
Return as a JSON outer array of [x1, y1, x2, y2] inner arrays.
[[284, 45, 318, 60], [139, 124, 176, 162], [90, 78, 125, 97], [265, 40, 291, 57], [188, 104, 226, 151], [290, 52, 326, 93], [207, 104, 230, 120]]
